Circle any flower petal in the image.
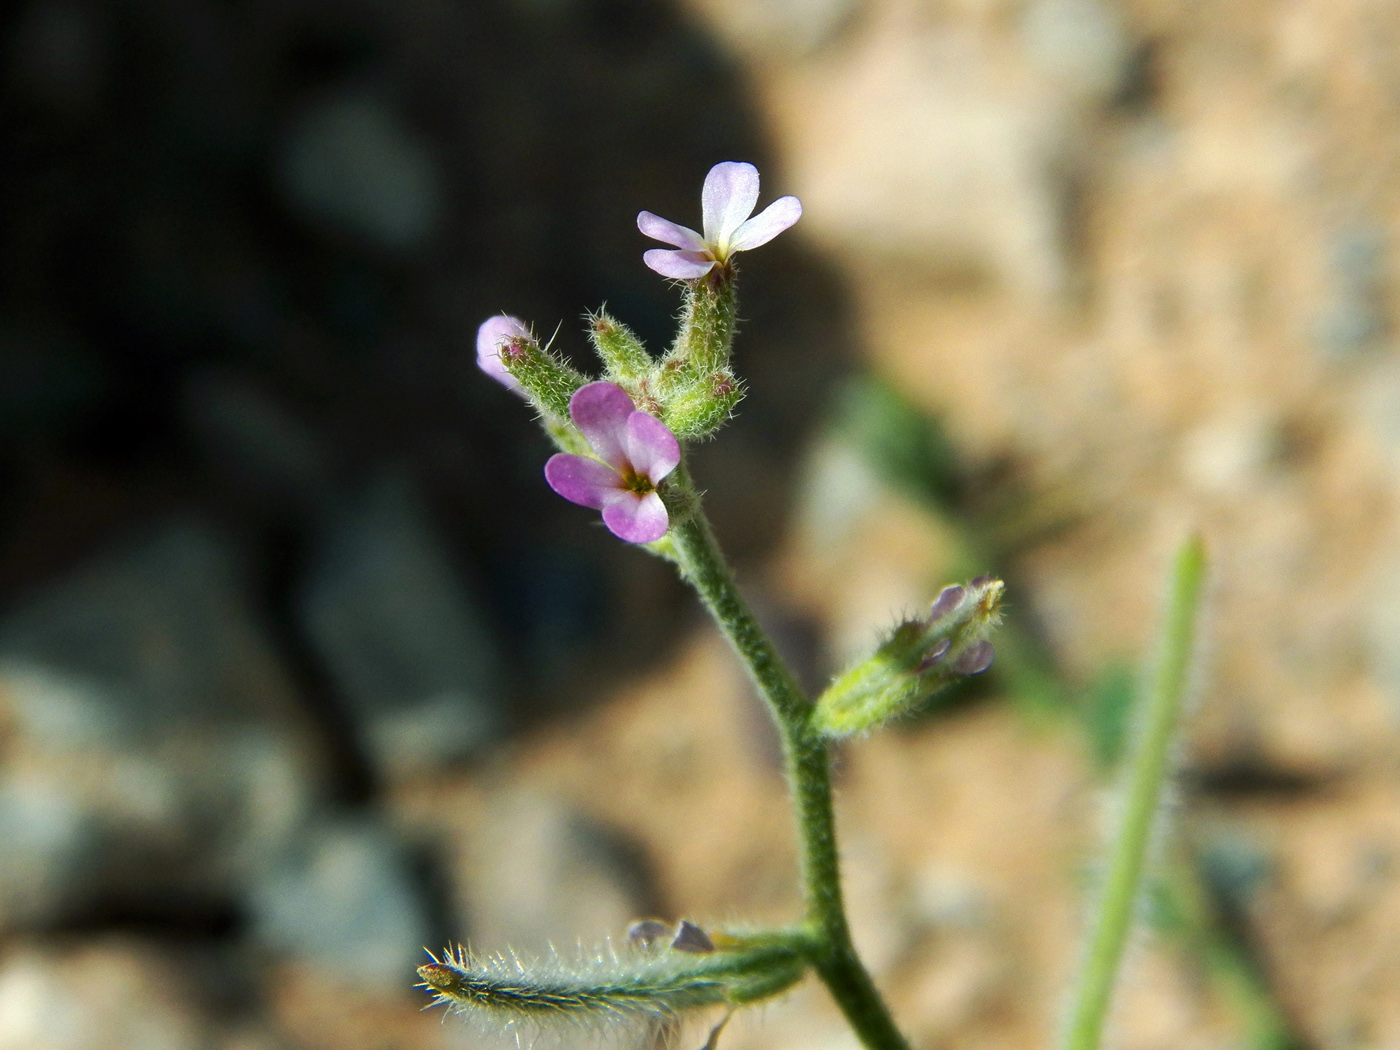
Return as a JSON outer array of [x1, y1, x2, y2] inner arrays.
[[625, 410, 680, 485], [544, 453, 623, 509], [701, 162, 760, 248], [951, 640, 995, 676], [637, 211, 705, 250], [476, 346, 520, 390], [568, 381, 636, 471], [928, 584, 965, 622], [476, 314, 529, 391], [729, 195, 802, 252], [643, 248, 716, 280], [602, 491, 669, 543]]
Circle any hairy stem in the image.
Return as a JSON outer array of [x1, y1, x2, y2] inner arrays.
[[1063, 535, 1207, 1050], [668, 508, 911, 1050]]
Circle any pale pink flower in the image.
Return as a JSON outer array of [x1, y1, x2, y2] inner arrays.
[[544, 382, 681, 543], [476, 314, 529, 392], [637, 161, 802, 280]]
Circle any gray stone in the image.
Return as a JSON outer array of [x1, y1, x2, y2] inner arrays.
[[0, 778, 92, 928], [1315, 224, 1388, 357], [0, 322, 103, 440], [691, 0, 862, 59], [1020, 0, 1131, 103], [0, 521, 323, 929], [1199, 830, 1273, 911], [0, 942, 199, 1050], [454, 789, 652, 955], [6, 0, 108, 114], [788, 32, 1075, 301], [249, 816, 431, 988], [182, 370, 333, 507], [277, 89, 443, 252], [298, 475, 502, 782]]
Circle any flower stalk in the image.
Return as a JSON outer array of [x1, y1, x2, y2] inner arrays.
[[667, 507, 913, 1050]]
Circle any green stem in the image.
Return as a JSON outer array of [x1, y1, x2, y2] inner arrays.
[[1063, 535, 1208, 1050], [668, 507, 911, 1050]]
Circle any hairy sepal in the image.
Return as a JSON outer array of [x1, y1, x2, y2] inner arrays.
[[813, 576, 1005, 738], [664, 270, 736, 377], [589, 309, 652, 381], [501, 331, 589, 422]]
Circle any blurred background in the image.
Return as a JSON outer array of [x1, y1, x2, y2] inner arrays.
[[2, 0, 1399, 1047]]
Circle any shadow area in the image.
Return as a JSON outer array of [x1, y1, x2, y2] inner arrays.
[[0, 0, 860, 772]]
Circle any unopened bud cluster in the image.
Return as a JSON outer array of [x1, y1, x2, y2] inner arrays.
[[489, 285, 742, 447], [813, 576, 1004, 738]]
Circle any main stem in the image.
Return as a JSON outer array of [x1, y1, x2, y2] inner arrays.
[[669, 507, 911, 1050]]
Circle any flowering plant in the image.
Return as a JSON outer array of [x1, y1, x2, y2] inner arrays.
[[427, 162, 1207, 1050]]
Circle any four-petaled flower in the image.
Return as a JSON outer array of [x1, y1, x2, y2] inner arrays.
[[545, 382, 681, 543], [476, 314, 529, 392], [638, 161, 802, 280]]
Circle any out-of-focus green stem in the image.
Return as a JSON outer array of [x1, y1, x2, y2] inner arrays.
[[1063, 535, 1207, 1050]]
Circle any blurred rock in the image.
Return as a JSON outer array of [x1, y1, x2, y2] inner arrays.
[[778, 18, 1074, 300], [794, 437, 887, 556], [686, 0, 862, 58], [0, 521, 323, 929], [0, 778, 90, 930], [1177, 408, 1274, 494], [901, 931, 1008, 1044], [6, 0, 107, 115], [249, 815, 431, 989], [277, 89, 443, 253], [0, 322, 104, 441], [1019, 0, 1131, 103], [298, 476, 502, 783], [1314, 224, 1388, 357], [454, 789, 654, 954], [1365, 549, 1400, 717], [908, 864, 992, 931], [0, 940, 213, 1050], [182, 370, 333, 508], [1198, 828, 1273, 913]]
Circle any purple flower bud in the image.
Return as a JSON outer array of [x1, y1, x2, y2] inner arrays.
[[928, 585, 965, 622], [951, 640, 995, 676], [917, 637, 951, 673], [670, 920, 715, 954], [476, 315, 530, 393], [628, 919, 670, 947], [968, 574, 993, 590]]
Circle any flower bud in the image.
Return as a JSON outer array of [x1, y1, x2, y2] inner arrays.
[[629, 919, 671, 947], [812, 576, 1004, 738], [588, 308, 652, 380], [491, 321, 588, 421], [671, 920, 716, 954], [661, 368, 744, 440]]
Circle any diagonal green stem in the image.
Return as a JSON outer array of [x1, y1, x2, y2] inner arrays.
[[668, 507, 911, 1050], [1063, 535, 1207, 1050]]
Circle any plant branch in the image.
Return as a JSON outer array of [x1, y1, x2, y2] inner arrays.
[[668, 505, 912, 1050]]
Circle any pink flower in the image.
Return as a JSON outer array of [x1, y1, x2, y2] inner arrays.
[[637, 162, 802, 280], [476, 314, 529, 392], [545, 382, 681, 543]]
